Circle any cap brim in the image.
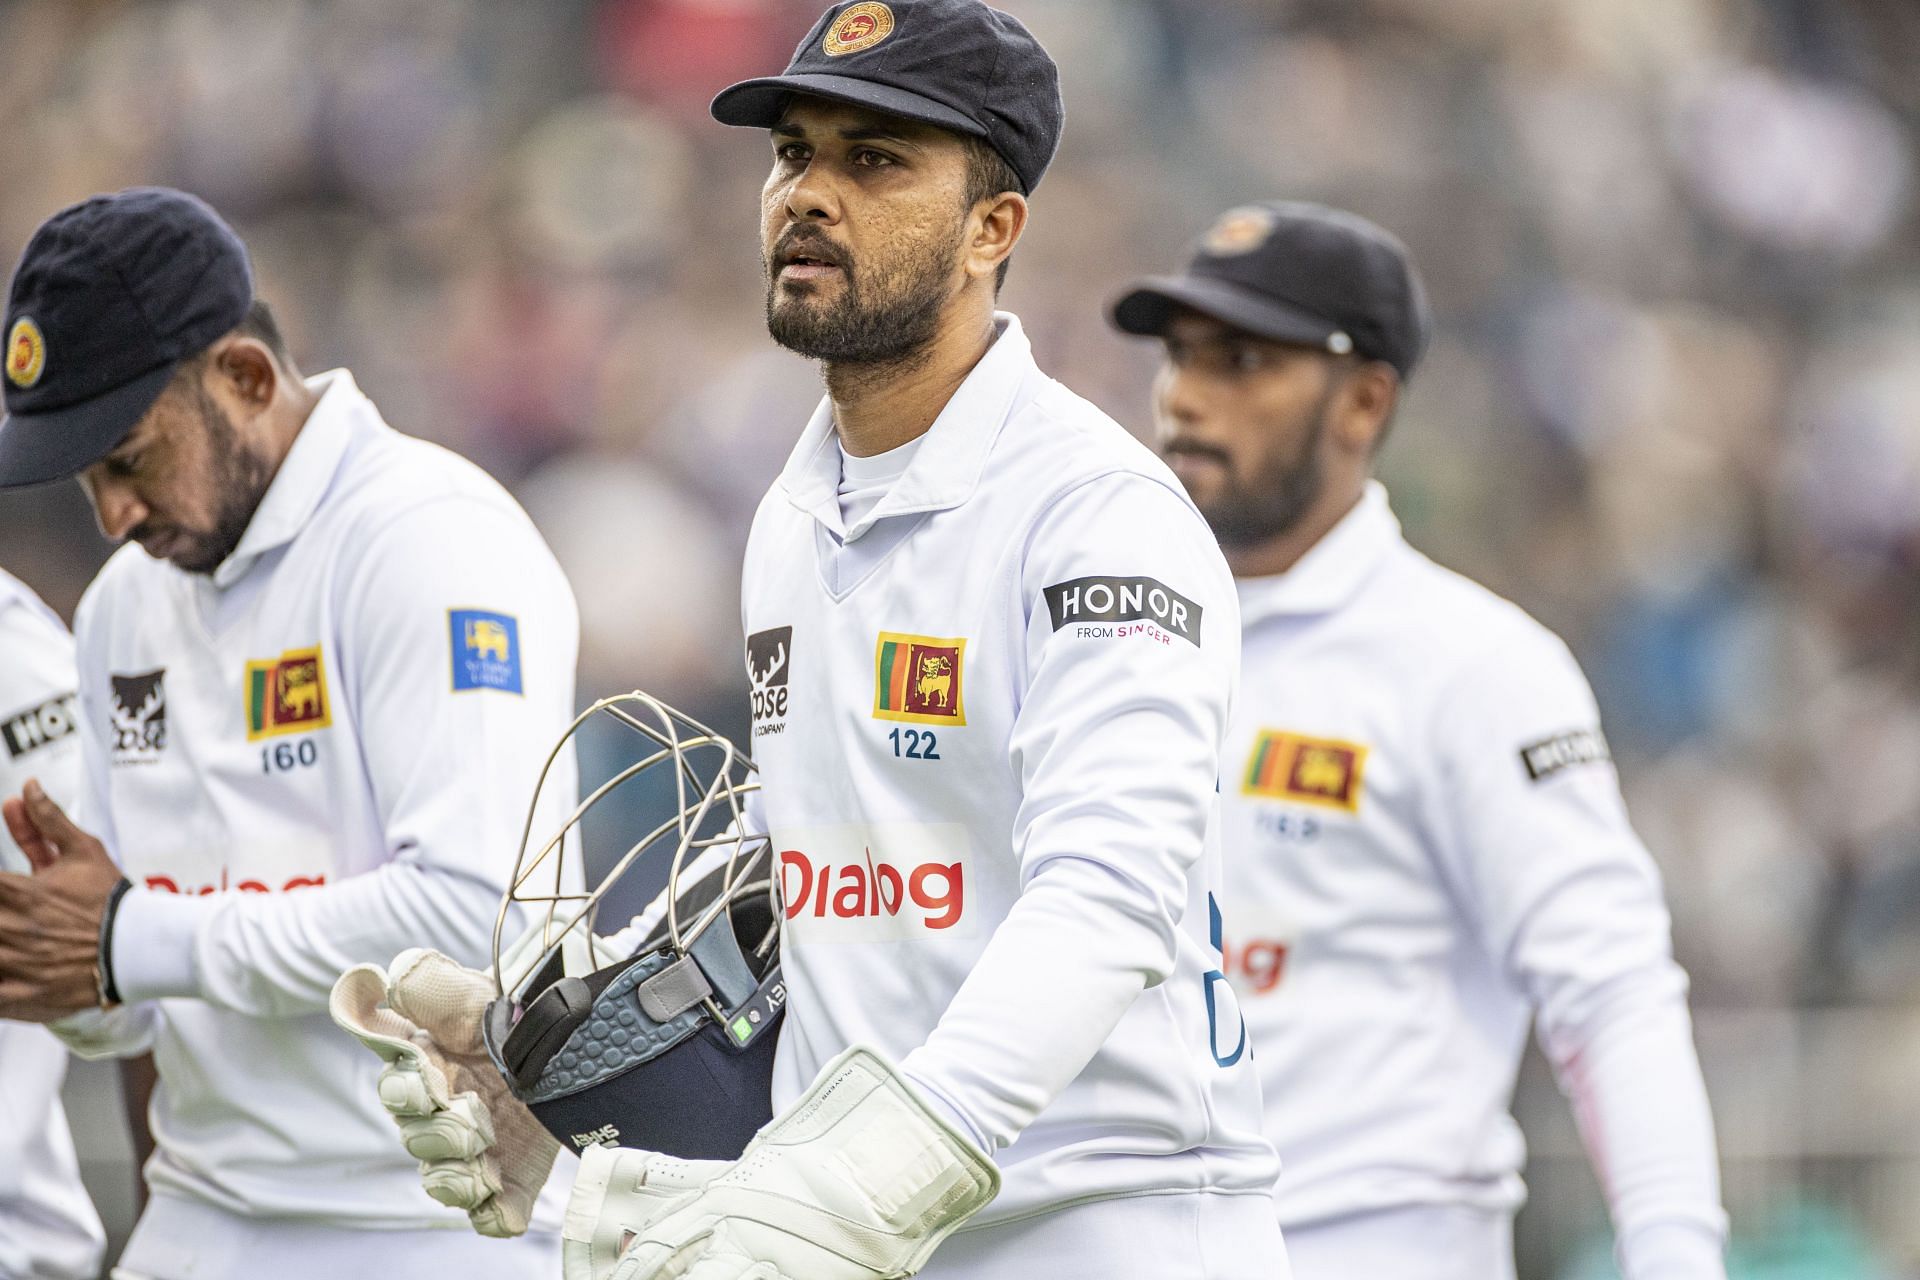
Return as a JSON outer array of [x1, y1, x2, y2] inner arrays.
[[1110, 275, 1343, 350], [711, 73, 988, 140], [0, 360, 177, 488]]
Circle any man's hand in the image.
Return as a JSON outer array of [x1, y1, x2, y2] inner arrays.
[[330, 948, 562, 1237], [610, 1045, 999, 1280], [564, 1145, 728, 1280], [0, 779, 124, 1022]]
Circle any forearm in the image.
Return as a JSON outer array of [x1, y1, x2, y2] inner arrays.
[[111, 857, 502, 1017], [1546, 970, 1728, 1280], [900, 856, 1164, 1153]]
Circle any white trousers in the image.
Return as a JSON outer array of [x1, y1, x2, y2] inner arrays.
[[923, 1191, 1289, 1280], [112, 1192, 560, 1280], [1281, 1204, 1514, 1280]]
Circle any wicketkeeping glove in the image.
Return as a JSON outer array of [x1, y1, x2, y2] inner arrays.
[[564, 1144, 730, 1280], [608, 1044, 1000, 1280], [330, 946, 563, 1237]]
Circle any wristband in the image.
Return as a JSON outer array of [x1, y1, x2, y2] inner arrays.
[[95, 877, 134, 1008]]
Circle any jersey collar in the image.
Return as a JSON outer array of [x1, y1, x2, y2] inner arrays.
[[778, 312, 1035, 540], [1235, 480, 1403, 622], [210, 368, 369, 589]]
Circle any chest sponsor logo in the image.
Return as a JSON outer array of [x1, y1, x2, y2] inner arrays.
[[873, 632, 966, 726], [776, 823, 976, 941], [1044, 575, 1202, 647], [110, 669, 167, 763], [1242, 729, 1367, 813], [746, 626, 791, 737], [3, 692, 78, 759], [244, 647, 331, 740], [450, 609, 523, 694], [142, 868, 329, 895], [1520, 727, 1610, 782]]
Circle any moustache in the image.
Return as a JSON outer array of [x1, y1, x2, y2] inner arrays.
[[1162, 438, 1233, 468], [769, 229, 852, 274]]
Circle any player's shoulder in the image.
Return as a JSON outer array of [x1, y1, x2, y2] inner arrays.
[[73, 543, 157, 634], [0, 567, 70, 650], [1369, 541, 1588, 697], [325, 421, 544, 557], [1003, 374, 1201, 524]]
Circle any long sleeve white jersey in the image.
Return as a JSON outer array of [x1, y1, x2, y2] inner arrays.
[[0, 569, 106, 1280], [1220, 483, 1726, 1275], [737, 315, 1278, 1235], [51, 371, 578, 1277]]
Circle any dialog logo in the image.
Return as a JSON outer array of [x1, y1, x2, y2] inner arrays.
[[776, 823, 977, 941]]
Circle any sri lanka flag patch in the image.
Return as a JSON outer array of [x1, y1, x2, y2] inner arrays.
[[245, 647, 331, 740], [873, 631, 966, 726], [1243, 730, 1366, 813]]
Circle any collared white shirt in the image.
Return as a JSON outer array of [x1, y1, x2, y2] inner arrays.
[[1221, 482, 1726, 1275], [0, 569, 106, 1280], [737, 314, 1279, 1232], [52, 371, 578, 1275]]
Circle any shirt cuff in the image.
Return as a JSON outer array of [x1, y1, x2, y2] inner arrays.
[[111, 890, 216, 1003], [1617, 1218, 1729, 1280], [901, 1063, 993, 1156]]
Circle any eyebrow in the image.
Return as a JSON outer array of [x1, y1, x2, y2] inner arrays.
[[771, 120, 927, 149]]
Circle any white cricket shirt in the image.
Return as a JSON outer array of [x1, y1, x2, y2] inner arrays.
[[1221, 483, 1726, 1275], [50, 371, 578, 1276], [739, 315, 1280, 1233], [0, 569, 106, 1280]]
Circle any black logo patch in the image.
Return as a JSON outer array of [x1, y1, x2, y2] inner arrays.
[[110, 669, 167, 761], [1044, 576, 1202, 646], [746, 627, 791, 738], [1520, 728, 1609, 782], [3, 692, 79, 759]]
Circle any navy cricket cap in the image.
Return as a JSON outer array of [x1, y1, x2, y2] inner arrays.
[[1111, 202, 1432, 379], [0, 187, 254, 488], [710, 0, 1064, 196]]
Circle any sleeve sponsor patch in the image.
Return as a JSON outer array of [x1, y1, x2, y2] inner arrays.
[[1520, 728, 1610, 781], [450, 609, 523, 694], [1043, 575, 1202, 646], [3, 692, 78, 758]]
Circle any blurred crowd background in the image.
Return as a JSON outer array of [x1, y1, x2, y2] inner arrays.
[[2, 0, 1918, 1275]]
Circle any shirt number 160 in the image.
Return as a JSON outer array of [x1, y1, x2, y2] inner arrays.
[[261, 740, 319, 773]]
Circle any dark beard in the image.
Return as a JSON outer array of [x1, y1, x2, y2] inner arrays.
[[763, 231, 958, 365], [1192, 392, 1334, 551], [170, 383, 274, 574]]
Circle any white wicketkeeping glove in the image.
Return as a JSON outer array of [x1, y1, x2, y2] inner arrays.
[[564, 1144, 730, 1280], [608, 1044, 1000, 1280], [330, 941, 573, 1237]]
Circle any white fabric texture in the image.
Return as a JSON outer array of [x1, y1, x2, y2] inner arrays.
[[50, 370, 580, 1260], [0, 568, 107, 1280], [1221, 482, 1726, 1276], [835, 435, 922, 533]]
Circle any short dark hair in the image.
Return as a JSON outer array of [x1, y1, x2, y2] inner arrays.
[[961, 136, 1022, 292]]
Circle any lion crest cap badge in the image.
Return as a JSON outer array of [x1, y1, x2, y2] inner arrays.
[[824, 2, 895, 56], [1202, 207, 1279, 258], [5, 318, 45, 390]]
